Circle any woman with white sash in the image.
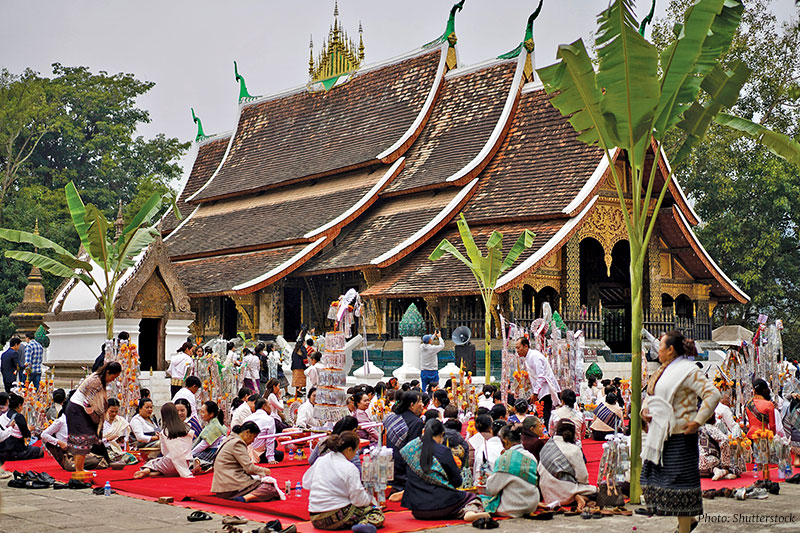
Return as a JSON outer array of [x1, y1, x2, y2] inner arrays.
[[641, 330, 720, 533]]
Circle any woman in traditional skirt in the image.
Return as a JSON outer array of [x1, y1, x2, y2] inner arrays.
[[641, 330, 720, 533], [65, 362, 122, 475]]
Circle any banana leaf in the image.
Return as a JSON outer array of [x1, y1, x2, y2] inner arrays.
[[84, 204, 112, 270], [538, 39, 618, 148], [501, 229, 536, 271], [116, 227, 158, 270], [118, 190, 162, 247], [428, 238, 481, 282], [5, 250, 92, 285], [65, 182, 92, 253], [595, 0, 660, 170], [715, 113, 800, 165], [455, 214, 485, 280], [0, 228, 73, 257]]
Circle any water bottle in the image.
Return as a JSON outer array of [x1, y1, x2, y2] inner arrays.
[[104, 481, 111, 497], [288, 449, 295, 461], [285, 480, 291, 495], [295, 481, 302, 498]]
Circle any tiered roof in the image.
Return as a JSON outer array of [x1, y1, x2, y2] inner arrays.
[[162, 4, 746, 305]]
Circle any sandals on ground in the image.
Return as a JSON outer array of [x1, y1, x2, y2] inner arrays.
[[187, 511, 212, 522]]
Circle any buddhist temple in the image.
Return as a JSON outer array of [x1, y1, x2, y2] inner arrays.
[[155, 2, 746, 375]]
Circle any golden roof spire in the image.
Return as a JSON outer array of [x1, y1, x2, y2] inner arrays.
[[309, 1, 364, 87]]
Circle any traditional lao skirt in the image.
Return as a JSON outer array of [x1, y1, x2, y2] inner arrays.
[[641, 432, 702, 516]]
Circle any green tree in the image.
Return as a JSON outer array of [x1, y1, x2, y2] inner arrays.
[[429, 214, 535, 382], [536, 0, 800, 506], [654, 0, 800, 360]]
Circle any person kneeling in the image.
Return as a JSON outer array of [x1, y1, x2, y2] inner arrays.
[[303, 431, 385, 531], [537, 420, 596, 509], [211, 422, 282, 502], [481, 424, 540, 517], [135, 402, 198, 478], [400, 419, 489, 522]]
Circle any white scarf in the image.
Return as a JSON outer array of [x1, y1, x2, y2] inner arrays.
[[641, 357, 696, 465]]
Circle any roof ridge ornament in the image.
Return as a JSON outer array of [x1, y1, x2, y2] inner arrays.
[[423, 0, 465, 70], [234, 61, 257, 103], [308, 1, 365, 90], [191, 108, 208, 142], [498, 0, 543, 83], [639, 0, 656, 37]]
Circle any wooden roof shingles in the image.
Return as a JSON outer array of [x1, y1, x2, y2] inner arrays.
[[189, 50, 443, 203], [362, 221, 565, 297], [173, 246, 309, 296], [161, 135, 229, 235], [462, 88, 605, 223], [383, 61, 517, 195]]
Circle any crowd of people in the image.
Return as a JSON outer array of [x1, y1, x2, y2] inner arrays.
[[2, 327, 799, 533]]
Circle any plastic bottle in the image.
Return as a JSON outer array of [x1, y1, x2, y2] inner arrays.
[[104, 481, 111, 496], [285, 480, 291, 494], [289, 448, 295, 461], [295, 481, 302, 498]]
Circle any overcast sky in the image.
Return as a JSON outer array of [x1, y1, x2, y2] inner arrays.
[[1, 0, 797, 185]]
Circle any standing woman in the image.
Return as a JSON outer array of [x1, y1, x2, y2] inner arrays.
[[291, 328, 309, 396], [641, 330, 720, 533], [65, 361, 121, 475]]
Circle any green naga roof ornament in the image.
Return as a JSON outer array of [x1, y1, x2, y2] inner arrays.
[[191, 108, 207, 142], [423, 0, 465, 69], [398, 303, 426, 337], [234, 61, 254, 102], [638, 0, 656, 36], [498, 0, 543, 61]]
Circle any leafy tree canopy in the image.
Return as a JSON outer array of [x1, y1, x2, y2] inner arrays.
[[0, 64, 189, 343]]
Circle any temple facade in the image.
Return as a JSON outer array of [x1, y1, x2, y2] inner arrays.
[[155, 2, 746, 369]]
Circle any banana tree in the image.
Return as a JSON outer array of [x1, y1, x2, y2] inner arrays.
[[0, 181, 179, 339], [537, 0, 800, 502], [429, 213, 535, 382]]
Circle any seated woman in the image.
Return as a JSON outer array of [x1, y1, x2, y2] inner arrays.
[[699, 413, 740, 480], [481, 424, 540, 517], [549, 389, 585, 448], [295, 387, 319, 428], [303, 431, 385, 531], [134, 402, 198, 479], [309, 415, 362, 471], [265, 378, 286, 432], [129, 398, 161, 452], [508, 399, 530, 424], [442, 405, 468, 469], [354, 391, 379, 445], [537, 420, 596, 509], [400, 419, 489, 522], [520, 415, 545, 460], [746, 378, 777, 439], [102, 398, 136, 465], [590, 392, 623, 441], [211, 421, 281, 502], [175, 398, 203, 435], [474, 420, 506, 483], [0, 393, 43, 461], [192, 401, 226, 467], [43, 399, 108, 471], [467, 414, 493, 473]]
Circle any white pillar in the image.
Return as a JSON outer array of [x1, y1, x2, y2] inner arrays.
[[393, 336, 421, 382], [164, 319, 193, 363]]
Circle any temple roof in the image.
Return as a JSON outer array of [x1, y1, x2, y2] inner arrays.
[[161, 134, 230, 235], [188, 49, 445, 203]]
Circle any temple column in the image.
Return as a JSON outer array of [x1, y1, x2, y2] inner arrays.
[[258, 281, 284, 336], [507, 288, 522, 321], [647, 234, 662, 313], [564, 234, 580, 316], [361, 268, 386, 337]]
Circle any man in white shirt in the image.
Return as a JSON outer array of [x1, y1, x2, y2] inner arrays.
[[167, 342, 195, 397], [172, 376, 201, 425], [245, 399, 282, 464], [516, 337, 560, 426], [419, 331, 445, 392]]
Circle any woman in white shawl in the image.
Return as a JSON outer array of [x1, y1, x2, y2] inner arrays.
[[103, 398, 134, 464], [537, 420, 596, 508], [134, 403, 198, 479]]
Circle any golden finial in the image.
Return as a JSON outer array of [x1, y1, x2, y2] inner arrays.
[[308, 0, 364, 86], [115, 200, 124, 238], [359, 21, 365, 60], [34, 218, 40, 236], [309, 35, 315, 75], [334, 0, 339, 18]]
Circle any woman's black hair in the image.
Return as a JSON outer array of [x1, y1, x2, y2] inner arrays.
[[8, 392, 23, 410], [443, 404, 459, 420], [514, 398, 529, 414], [662, 329, 697, 358], [52, 388, 66, 404], [237, 387, 253, 399], [161, 402, 188, 439], [97, 361, 122, 386], [420, 419, 445, 473], [255, 342, 266, 354], [499, 423, 522, 443], [137, 397, 153, 413], [433, 389, 450, 409], [107, 398, 120, 408], [204, 400, 224, 423], [491, 419, 507, 436], [400, 382, 411, 392], [752, 378, 771, 401], [254, 398, 268, 411], [395, 390, 422, 414], [587, 376, 597, 387], [353, 391, 367, 407], [226, 341, 235, 352], [331, 415, 359, 434], [233, 421, 260, 435], [174, 397, 192, 416], [475, 413, 493, 433], [605, 392, 617, 405], [326, 431, 360, 453], [556, 419, 576, 443], [265, 378, 279, 393], [420, 393, 430, 406], [374, 382, 386, 397], [443, 417, 462, 432], [424, 409, 440, 422], [560, 388, 577, 408], [307, 387, 317, 400], [482, 384, 495, 398], [490, 404, 507, 420], [476, 407, 490, 417], [0, 392, 8, 406]]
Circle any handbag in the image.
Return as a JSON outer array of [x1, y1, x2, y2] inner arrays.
[[596, 481, 625, 508]]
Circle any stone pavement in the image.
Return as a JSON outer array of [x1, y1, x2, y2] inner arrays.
[[2, 481, 800, 532]]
